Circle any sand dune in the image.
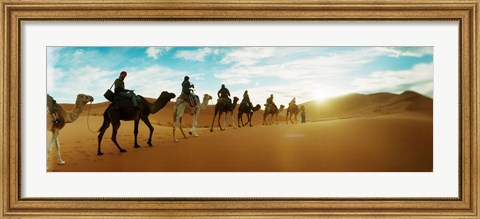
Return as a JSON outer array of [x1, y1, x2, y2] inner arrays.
[[300, 91, 432, 121], [48, 91, 433, 172]]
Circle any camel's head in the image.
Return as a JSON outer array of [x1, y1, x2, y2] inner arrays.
[[76, 94, 94, 104], [233, 96, 239, 103], [253, 104, 262, 111], [203, 94, 213, 101], [160, 91, 176, 100], [279, 105, 285, 111]]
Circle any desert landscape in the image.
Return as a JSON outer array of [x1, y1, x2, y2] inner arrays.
[[47, 91, 433, 172]]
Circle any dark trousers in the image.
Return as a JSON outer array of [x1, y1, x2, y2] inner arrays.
[[117, 91, 137, 107]]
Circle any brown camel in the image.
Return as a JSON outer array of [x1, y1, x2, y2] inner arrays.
[[47, 94, 94, 166], [286, 103, 300, 124], [210, 96, 239, 132], [97, 91, 176, 155], [237, 103, 261, 127], [263, 104, 285, 125]]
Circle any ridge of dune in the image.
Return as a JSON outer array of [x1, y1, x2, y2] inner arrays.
[[60, 90, 431, 126], [300, 91, 432, 121]]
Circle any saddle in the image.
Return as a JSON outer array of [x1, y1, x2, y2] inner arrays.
[[180, 93, 198, 107], [113, 94, 141, 109], [217, 97, 232, 109], [265, 103, 277, 112]]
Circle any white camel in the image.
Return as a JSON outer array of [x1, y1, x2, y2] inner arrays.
[[47, 94, 94, 167], [172, 93, 212, 142]]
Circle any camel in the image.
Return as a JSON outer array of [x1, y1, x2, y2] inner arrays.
[[47, 94, 94, 166], [286, 103, 300, 124], [173, 93, 212, 142], [237, 103, 261, 127], [97, 91, 176, 155], [262, 104, 285, 125], [210, 96, 239, 132]]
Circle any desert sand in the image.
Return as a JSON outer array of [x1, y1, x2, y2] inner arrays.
[[47, 91, 433, 172]]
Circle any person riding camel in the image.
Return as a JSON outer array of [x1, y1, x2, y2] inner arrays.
[[181, 76, 196, 106], [114, 71, 137, 108], [265, 94, 277, 110], [217, 84, 231, 107], [266, 94, 274, 106], [242, 90, 253, 111], [289, 97, 296, 107]]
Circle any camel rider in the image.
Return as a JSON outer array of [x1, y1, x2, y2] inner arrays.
[[47, 94, 60, 124], [114, 71, 137, 108], [181, 76, 196, 106], [266, 94, 274, 106], [289, 97, 296, 107], [217, 84, 231, 106], [242, 90, 253, 110]]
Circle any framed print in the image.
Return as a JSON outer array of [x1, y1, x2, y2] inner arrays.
[[1, 0, 478, 218]]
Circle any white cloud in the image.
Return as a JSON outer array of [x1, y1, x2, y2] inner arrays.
[[146, 47, 171, 59], [225, 78, 251, 85], [351, 62, 433, 96], [214, 49, 375, 83], [377, 47, 433, 58], [220, 47, 275, 66], [47, 64, 187, 103], [174, 48, 218, 61], [73, 49, 84, 58]]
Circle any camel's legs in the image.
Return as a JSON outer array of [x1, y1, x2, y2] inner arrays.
[[47, 129, 59, 166], [248, 112, 253, 127], [218, 112, 224, 130], [242, 112, 247, 127], [230, 112, 237, 129], [47, 133, 54, 170], [237, 112, 243, 127], [223, 112, 227, 129], [97, 128, 108, 156], [97, 112, 111, 155], [210, 109, 218, 132], [55, 136, 65, 165], [189, 111, 199, 136], [141, 116, 154, 146], [173, 109, 179, 142], [133, 119, 140, 148], [178, 117, 187, 138], [110, 121, 127, 153], [47, 130, 56, 158], [173, 125, 177, 142]]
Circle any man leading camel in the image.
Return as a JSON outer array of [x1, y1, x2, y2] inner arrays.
[[114, 71, 137, 108]]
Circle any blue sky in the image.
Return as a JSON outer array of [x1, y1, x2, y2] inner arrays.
[[47, 46, 433, 104]]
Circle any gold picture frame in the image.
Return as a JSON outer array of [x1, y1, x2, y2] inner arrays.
[[1, 0, 478, 218]]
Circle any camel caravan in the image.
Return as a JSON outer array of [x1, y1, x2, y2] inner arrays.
[[46, 71, 306, 167]]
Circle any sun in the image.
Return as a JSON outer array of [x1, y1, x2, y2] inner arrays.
[[312, 90, 335, 102], [310, 89, 347, 104]]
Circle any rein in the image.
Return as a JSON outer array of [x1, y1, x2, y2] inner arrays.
[[86, 101, 97, 133]]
